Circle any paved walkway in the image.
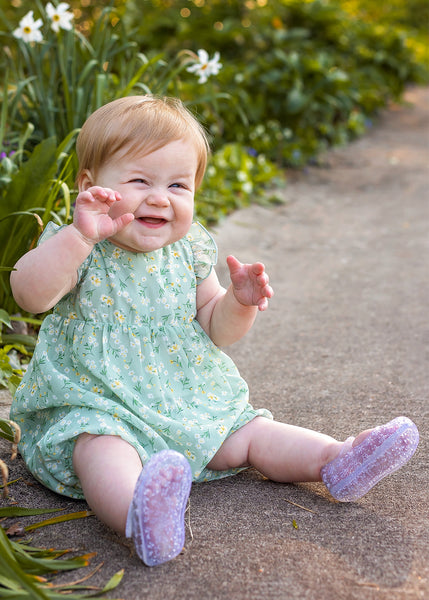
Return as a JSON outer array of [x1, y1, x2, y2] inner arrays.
[[1, 87, 428, 599]]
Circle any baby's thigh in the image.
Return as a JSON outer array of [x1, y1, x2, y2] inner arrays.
[[207, 416, 268, 471], [73, 432, 102, 462]]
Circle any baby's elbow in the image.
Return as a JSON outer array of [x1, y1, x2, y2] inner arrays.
[[9, 270, 25, 308], [10, 272, 46, 314], [210, 331, 243, 348], [13, 295, 51, 315], [11, 291, 40, 315]]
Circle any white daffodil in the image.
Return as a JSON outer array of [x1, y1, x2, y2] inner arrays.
[[13, 11, 43, 43], [187, 49, 222, 84], [46, 2, 74, 32]]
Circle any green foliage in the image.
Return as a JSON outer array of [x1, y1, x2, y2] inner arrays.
[[338, 0, 429, 32], [197, 143, 284, 226], [0, 310, 38, 394], [0, 1, 183, 147], [338, 0, 429, 77], [0, 524, 124, 598], [128, 0, 428, 164], [0, 133, 75, 314], [0, 424, 123, 598], [0, 346, 25, 394]]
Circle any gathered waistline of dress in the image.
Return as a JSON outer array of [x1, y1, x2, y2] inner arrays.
[[48, 313, 197, 332]]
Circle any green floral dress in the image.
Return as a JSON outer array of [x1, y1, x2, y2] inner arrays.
[[11, 222, 272, 499]]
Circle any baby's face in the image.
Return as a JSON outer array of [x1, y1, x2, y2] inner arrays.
[[95, 139, 198, 253]]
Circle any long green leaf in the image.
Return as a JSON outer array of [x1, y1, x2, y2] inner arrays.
[[1, 333, 37, 348], [0, 211, 44, 225], [0, 137, 58, 218], [24, 510, 95, 532], [7, 315, 43, 327], [0, 506, 64, 518], [0, 70, 9, 150], [13, 547, 95, 575]]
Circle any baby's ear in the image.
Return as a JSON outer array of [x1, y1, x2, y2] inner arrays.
[[77, 169, 95, 192]]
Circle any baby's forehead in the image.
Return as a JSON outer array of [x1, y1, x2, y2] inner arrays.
[[114, 136, 199, 162]]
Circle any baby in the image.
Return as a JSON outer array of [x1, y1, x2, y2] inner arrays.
[[10, 95, 419, 567]]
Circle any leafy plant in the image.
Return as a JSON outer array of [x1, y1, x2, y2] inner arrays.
[[1, 1, 180, 148], [0, 133, 75, 314], [0, 310, 38, 393], [127, 0, 428, 164], [0, 523, 124, 598], [0, 1, 233, 153], [0, 425, 123, 598], [197, 143, 284, 225]]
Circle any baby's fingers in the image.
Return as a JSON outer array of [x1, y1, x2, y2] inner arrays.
[[89, 186, 121, 204], [95, 212, 134, 240], [254, 267, 273, 311], [226, 255, 243, 277], [78, 186, 121, 207], [258, 297, 269, 311], [250, 261, 266, 276], [113, 212, 135, 232], [257, 282, 274, 311], [252, 263, 272, 292], [256, 268, 269, 286]]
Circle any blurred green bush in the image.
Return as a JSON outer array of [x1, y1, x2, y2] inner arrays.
[[126, 0, 428, 164]]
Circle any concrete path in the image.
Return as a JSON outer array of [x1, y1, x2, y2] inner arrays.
[[1, 86, 428, 599]]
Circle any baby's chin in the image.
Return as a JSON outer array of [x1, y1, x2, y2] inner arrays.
[[107, 224, 191, 253]]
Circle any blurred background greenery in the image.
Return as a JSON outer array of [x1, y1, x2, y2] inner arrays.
[[0, 0, 428, 388]]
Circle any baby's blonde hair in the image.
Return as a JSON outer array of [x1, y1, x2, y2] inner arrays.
[[76, 95, 210, 188]]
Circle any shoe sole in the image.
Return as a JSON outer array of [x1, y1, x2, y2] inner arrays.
[[126, 450, 192, 566], [321, 416, 419, 502]]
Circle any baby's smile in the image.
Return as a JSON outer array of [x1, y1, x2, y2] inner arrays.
[[137, 216, 167, 228]]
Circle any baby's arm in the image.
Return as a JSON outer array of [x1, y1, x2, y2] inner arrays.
[[196, 255, 273, 346], [11, 187, 133, 314]]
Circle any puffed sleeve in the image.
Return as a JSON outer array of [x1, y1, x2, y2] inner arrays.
[[37, 220, 63, 245], [37, 221, 92, 284], [186, 222, 218, 284]]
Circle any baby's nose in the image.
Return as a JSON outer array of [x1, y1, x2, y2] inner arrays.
[[146, 191, 170, 207]]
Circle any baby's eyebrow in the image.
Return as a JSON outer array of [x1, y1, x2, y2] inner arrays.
[[164, 174, 195, 185]]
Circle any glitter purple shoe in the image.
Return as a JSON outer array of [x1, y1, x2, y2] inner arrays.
[[126, 450, 192, 566], [321, 416, 419, 502]]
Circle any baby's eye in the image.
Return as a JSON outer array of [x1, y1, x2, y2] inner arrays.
[[130, 178, 148, 184], [170, 182, 186, 189]]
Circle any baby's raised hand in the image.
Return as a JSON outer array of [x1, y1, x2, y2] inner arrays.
[[227, 255, 273, 311], [73, 186, 134, 244]]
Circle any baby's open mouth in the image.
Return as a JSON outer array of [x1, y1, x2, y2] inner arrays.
[[138, 217, 166, 226]]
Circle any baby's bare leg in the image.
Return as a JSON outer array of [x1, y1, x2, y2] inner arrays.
[[207, 417, 342, 482], [73, 433, 143, 534]]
